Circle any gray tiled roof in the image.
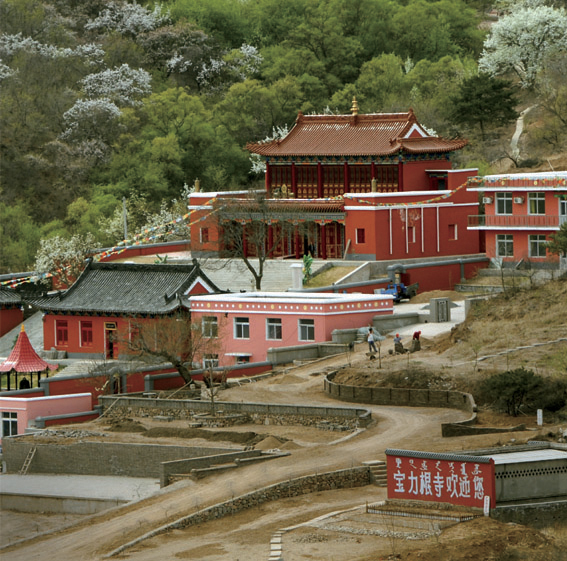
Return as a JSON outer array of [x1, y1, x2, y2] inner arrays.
[[29, 261, 220, 315], [0, 287, 22, 305]]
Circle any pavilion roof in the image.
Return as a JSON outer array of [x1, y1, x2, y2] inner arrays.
[[0, 325, 58, 373], [246, 109, 467, 157], [28, 261, 221, 315]]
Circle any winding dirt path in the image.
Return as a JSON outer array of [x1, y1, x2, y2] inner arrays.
[[2, 351, 470, 561]]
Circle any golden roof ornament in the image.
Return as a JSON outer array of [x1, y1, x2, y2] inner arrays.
[[351, 97, 359, 116]]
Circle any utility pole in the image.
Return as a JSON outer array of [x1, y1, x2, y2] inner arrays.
[[122, 197, 128, 241]]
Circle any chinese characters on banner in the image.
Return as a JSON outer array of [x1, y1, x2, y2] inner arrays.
[[386, 451, 495, 509]]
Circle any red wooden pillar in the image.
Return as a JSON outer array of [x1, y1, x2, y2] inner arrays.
[[265, 161, 271, 194], [295, 226, 301, 258], [398, 160, 403, 191], [317, 162, 323, 198], [291, 162, 297, 197], [343, 161, 349, 194], [321, 224, 327, 259], [242, 224, 248, 258], [371, 161, 376, 181]]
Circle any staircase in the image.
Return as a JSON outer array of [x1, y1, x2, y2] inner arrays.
[[198, 258, 329, 292], [362, 460, 388, 487], [19, 447, 37, 475]]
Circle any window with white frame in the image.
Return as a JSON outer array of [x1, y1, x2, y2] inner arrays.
[[202, 316, 218, 338], [234, 317, 249, 339], [203, 354, 219, 369], [200, 227, 209, 243], [1, 411, 17, 438], [496, 192, 512, 215], [298, 318, 315, 341], [529, 235, 547, 258], [266, 318, 282, 340], [496, 234, 514, 257], [448, 224, 457, 240], [407, 225, 416, 243], [355, 228, 365, 244], [528, 193, 545, 215]]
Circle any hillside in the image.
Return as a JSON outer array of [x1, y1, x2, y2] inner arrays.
[[332, 278, 567, 421]]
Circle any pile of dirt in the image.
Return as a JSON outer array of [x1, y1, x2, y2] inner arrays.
[[410, 290, 466, 304], [143, 427, 258, 445], [389, 517, 559, 561], [104, 418, 147, 433], [280, 440, 303, 449], [270, 373, 308, 385], [254, 435, 284, 450]]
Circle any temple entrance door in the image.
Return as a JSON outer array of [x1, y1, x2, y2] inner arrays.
[[105, 322, 117, 359], [325, 223, 344, 259]]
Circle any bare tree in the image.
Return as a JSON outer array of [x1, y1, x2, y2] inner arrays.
[[217, 191, 308, 290], [123, 313, 220, 384]]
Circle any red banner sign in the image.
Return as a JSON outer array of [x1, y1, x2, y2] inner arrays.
[[386, 451, 495, 509]]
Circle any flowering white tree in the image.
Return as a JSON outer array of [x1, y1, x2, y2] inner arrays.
[[249, 125, 289, 175], [35, 233, 97, 288], [80, 64, 151, 106], [479, 4, 567, 88], [85, 1, 169, 35], [0, 33, 105, 65], [195, 44, 262, 92], [60, 98, 122, 143]]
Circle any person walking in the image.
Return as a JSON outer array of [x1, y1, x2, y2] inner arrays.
[[367, 327, 378, 353]]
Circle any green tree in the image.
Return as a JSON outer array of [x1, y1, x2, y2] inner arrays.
[[392, 0, 482, 63], [451, 74, 518, 140], [0, 202, 42, 273], [354, 53, 407, 110], [546, 222, 567, 258], [479, 368, 540, 417]]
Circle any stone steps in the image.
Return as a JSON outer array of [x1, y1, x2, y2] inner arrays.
[[362, 459, 387, 487]]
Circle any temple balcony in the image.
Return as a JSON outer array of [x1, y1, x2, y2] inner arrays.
[[468, 214, 563, 229]]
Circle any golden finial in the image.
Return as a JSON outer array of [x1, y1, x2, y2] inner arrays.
[[351, 97, 359, 116], [21, 324, 26, 332]]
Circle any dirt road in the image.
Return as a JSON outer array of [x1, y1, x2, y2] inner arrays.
[[1, 347, 477, 561]]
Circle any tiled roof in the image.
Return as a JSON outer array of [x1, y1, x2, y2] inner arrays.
[[0, 287, 22, 305], [29, 261, 221, 315], [0, 325, 58, 373], [247, 110, 467, 157]]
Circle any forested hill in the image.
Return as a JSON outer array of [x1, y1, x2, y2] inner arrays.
[[1, 0, 566, 273]]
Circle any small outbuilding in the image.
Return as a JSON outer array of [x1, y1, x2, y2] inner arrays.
[[0, 325, 58, 392]]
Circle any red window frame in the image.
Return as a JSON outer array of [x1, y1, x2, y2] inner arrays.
[[56, 320, 69, 347], [80, 320, 93, 347]]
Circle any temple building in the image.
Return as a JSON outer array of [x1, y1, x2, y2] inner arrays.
[[467, 172, 567, 264], [29, 261, 221, 359], [189, 102, 481, 262]]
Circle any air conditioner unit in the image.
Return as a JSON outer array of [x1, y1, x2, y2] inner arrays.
[[513, 196, 524, 204], [482, 197, 493, 204]]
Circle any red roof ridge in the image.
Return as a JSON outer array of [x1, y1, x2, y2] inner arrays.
[[0, 325, 58, 373]]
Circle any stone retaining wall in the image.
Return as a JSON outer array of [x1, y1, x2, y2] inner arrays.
[[491, 500, 567, 528], [160, 449, 265, 487], [324, 371, 481, 437], [107, 466, 372, 558], [3, 438, 233, 477], [98, 396, 372, 428]]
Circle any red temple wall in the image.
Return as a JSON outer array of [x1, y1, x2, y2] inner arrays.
[[0, 307, 24, 337]]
